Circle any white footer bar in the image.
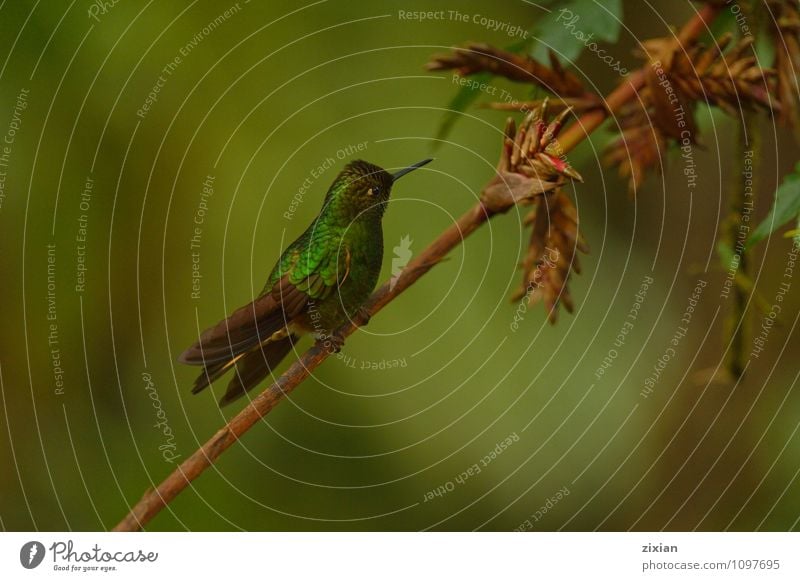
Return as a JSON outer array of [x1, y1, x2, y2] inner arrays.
[[1, 532, 797, 580]]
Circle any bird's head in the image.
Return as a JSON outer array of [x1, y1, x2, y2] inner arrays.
[[324, 158, 432, 218]]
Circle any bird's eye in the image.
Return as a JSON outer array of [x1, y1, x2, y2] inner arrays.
[[370, 186, 381, 196]]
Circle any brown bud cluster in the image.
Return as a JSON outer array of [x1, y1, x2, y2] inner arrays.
[[512, 189, 589, 324], [605, 33, 776, 193], [483, 98, 583, 212], [769, 0, 800, 128]]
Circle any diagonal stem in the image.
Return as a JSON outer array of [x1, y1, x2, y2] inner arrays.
[[112, 2, 722, 532]]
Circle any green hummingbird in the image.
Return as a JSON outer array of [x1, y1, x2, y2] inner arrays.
[[179, 158, 432, 406]]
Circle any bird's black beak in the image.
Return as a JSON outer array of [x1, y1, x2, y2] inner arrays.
[[391, 158, 433, 182]]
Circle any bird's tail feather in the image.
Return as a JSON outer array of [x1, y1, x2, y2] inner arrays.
[[208, 334, 297, 407], [191, 357, 240, 395], [190, 334, 297, 405]]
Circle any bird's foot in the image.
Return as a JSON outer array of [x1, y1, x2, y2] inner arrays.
[[318, 332, 345, 354]]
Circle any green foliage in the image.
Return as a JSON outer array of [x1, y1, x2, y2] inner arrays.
[[435, 72, 493, 143], [748, 163, 800, 248], [530, 0, 623, 64], [705, 5, 737, 43], [717, 239, 736, 267], [753, 23, 776, 68]]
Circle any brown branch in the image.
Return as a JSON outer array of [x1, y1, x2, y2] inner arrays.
[[112, 2, 722, 532]]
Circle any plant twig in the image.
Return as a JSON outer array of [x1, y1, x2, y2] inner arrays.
[[112, 3, 722, 532], [724, 0, 762, 379]]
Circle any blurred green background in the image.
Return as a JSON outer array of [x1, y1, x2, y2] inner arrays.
[[1, 0, 799, 531]]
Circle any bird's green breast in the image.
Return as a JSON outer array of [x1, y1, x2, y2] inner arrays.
[[309, 218, 383, 334], [265, 212, 384, 337], [341, 217, 384, 307]]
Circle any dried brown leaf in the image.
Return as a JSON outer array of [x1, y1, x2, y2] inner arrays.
[[426, 42, 586, 97], [512, 189, 588, 324]]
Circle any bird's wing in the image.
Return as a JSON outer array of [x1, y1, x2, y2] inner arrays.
[[178, 242, 350, 366]]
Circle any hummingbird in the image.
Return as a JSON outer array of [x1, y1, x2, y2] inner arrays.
[[178, 158, 432, 406]]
